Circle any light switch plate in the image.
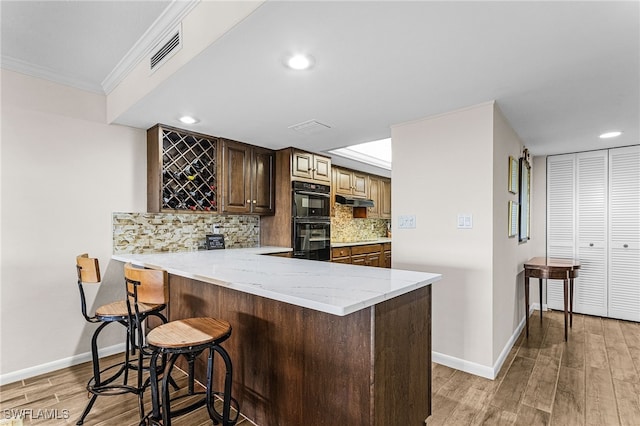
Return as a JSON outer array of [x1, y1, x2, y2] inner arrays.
[[398, 215, 416, 229], [457, 214, 473, 229]]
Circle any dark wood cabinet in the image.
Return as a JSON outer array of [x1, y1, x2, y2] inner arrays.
[[148, 124, 274, 215], [332, 243, 390, 268], [331, 247, 352, 264], [351, 245, 383, 267], [383, 243, 392, 268], [291, 150, 331, 183], [220, 140, 250, 213], [251, 146, 276, 214], [334, 167, 368, 198], [220, 139, 274, 215], [368, 176, 391, 219], [147, 124, 219, 213], [368, 176, 381, 218], [380, 178, 391, 219]]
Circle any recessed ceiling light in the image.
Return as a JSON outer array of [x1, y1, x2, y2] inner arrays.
[[599, 131, 622, 139], [178, 116, 199, 124], [285, 54, 314, 70]]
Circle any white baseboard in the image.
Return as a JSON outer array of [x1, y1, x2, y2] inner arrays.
[[432, 351, 496, 379], [531, 302, 547, 312], [0, 343, 126, 386], [432, 305, 536, 380]]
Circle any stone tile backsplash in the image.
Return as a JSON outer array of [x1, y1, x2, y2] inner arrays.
[[113, 212, 259, 254], [331, 204, 390, 243]]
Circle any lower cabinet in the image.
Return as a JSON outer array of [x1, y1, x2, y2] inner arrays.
[[331, 243, 391, 268], [331, 247, 352, 264], [383, 243, 391, 268]]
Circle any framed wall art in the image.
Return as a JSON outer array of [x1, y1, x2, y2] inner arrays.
[[508, 200, 519, 237], [508, 156, 518, 194]]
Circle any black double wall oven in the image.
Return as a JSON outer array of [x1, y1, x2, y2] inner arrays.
[[292, 181, 331, 261]]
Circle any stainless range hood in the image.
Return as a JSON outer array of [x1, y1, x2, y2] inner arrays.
[[335, 195, 375, 208]]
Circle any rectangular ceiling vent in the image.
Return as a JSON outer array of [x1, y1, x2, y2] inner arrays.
[[288, 119, 331, 135], [149, 25, 182, 72]]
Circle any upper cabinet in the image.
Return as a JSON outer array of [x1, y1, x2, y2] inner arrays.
[[368, 175, 391, 219], [147, 125, 219, 213], [380, 177, 391, 219], [220, 139, 275, 215], [331, 165, 391, 219], [291, 150, 331, 183], [334, 167, 368, 198], [147, 124, 274, 215]]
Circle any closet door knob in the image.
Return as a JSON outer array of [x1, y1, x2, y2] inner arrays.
[[623, 244, 629, 248], [589, 243, 594, 247]]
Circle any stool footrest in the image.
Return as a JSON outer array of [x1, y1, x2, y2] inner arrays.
[[208, 392, 241, 426]]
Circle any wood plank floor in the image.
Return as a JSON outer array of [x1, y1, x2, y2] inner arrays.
[[0, 355, 253, 426], [430, 310, 640, 426], [1, 310, 638, 425]]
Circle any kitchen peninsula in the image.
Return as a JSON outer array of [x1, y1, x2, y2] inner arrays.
[[113, 247, 441, 425]]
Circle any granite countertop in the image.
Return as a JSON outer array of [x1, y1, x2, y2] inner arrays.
[[112, 246, 440, 317], [331, 237, 392, 248]]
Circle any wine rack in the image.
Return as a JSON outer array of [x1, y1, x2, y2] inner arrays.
[[148, 125, 218, 212]]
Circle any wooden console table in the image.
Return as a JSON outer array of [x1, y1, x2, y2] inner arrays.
[[524, 257, 580, 341]]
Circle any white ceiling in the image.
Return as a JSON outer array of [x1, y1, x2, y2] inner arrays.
[[2, 1, 638, 159]]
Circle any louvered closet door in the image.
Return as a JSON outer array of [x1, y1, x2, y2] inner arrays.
[[574, 151, 608, 316], [608, 145, 640, 321], [546, 154, 576, 310]]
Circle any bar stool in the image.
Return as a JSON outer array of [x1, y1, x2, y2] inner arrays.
[[123, 263, 239, 426], [75, 254, 168, 425]]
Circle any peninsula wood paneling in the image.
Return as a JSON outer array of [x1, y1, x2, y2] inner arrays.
[[167, 274, 431, 426]]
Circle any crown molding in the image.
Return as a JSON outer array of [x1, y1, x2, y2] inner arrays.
[[101, 0, 200, 94], [1, 55, 105, 94]]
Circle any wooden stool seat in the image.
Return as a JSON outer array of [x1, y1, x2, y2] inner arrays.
[[147, 317, 231, 349], [95, 300, 163, 320], [144, 315, 238, 426]]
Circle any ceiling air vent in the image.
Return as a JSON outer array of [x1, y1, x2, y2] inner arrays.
[[149, 25, 182, 72], [288, 119, 331, 135]]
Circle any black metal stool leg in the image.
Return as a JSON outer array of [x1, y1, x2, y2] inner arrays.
[[77, 322, 109, 425], [149, 351, 162, 422], [187, 353, 196, 395], [76, 394, 98, 425], [162, 353, 181, 426], [206, 347, 218, 426], [208, 344, 237, 426]]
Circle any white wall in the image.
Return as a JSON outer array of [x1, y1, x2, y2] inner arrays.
[[0, 70, 147, 382], [392, 101, 534, 377], [491, 106, 534, 364], [392, 102, 495, 370]]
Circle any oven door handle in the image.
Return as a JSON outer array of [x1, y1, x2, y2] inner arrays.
[[293, 218, 331, 223], [294, 190, 330, 198]]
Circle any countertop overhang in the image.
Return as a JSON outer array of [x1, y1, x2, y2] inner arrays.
[[113, 246, 440, 316]]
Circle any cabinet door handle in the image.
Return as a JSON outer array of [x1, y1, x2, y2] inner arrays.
[[246, 199, 251, 203], [589, 243, 594, 247], [253, 200, 257, 204], [624, 244, 629, 248]]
